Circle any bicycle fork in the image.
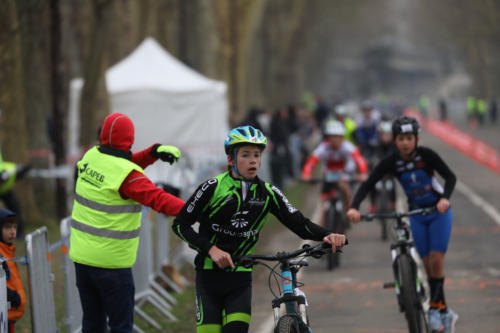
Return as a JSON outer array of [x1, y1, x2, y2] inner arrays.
[[272, 268, 309, 331]]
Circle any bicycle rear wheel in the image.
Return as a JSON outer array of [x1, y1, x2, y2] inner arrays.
[[398, 254, 428, 333], [276, 315, 301, 333], [375, 184, 391, 241]]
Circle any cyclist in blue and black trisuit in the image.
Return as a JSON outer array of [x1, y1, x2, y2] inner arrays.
[[172, 125, 347, 333], [346, 116, 458, 333]]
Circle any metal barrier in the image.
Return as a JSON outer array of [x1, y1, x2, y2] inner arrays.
[[133, 207, 177, 330], [0, 268, 8, 333], [25, 227, 57, 332], [17, 210, 187, 332], [60, 218, 82, 333], [154, 213, 183, 293]]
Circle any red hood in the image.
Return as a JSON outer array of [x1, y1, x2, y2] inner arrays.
[[99, 113, 135, 152]]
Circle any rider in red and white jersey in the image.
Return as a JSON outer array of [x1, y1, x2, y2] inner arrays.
[[302, 120, 368, 226]]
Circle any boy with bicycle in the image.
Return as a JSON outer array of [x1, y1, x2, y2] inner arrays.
[[347, 116, 458, 333], [301, 120, 368, 226], [172, 125, 346, 333]]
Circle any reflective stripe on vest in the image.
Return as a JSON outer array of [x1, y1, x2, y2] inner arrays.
[[74, 192, 141, 214], [71, 219, 140, 239]]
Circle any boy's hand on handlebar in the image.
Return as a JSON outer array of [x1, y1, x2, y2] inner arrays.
[[346, 208, 361, 223], [208, 245, 235, 269], [323, 233, 347, 252], [436, 198, 450, 214]]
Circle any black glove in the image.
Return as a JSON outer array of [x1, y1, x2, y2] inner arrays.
[[7, 288, 21, 308], [151, 145, 181, 165]]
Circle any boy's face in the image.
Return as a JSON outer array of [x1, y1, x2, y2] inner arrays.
[[394, 133, 417, 157], [327, 135, 343, 150], [2, 222, 17, 244], [228, 145, 262, 179]]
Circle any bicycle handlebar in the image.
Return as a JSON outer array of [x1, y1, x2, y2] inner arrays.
[[234, 241, 348, 268], [361, 206, 437, 221]]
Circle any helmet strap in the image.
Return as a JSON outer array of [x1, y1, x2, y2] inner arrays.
[[231, 149, 242, 178]]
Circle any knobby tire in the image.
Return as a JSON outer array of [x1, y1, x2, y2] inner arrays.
[[376, 185, 390, 240], [276, 315, 301, 333], [398, 254, 428, 333]]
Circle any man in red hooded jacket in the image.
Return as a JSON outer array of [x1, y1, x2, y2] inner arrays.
[[70, 113, 185, 333]]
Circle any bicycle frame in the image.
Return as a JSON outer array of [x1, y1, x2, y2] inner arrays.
[[234, 242, 345, 333], [272, 260, 310, 331]]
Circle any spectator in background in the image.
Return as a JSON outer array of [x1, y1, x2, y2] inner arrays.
[[314, 96, 330, 128], [466, 96, 477, 128], [269, 107, 294, 188], [490, 98, 497, 124], [419, 95, 430, 119], [241, 107, 264, 133], [0, 209, 26, 333], [477, 98, 487, 126], [0, 151, 30, 240], [439, 98, 448, 122]]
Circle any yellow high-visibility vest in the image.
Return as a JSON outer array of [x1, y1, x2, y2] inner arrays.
[[69, 146, 144, 268]]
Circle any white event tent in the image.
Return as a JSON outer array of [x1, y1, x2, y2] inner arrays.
[[105, 37, 229, 189]]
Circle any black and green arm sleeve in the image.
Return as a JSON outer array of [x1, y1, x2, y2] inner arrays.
[[172, 178, 218, 254], [269, 184, 330, 241]]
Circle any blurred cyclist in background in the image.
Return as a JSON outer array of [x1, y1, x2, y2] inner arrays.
[[302, 120, 368, 227], [355, 99, 381, 159], [355, 99, 382, 212], [334, 104, 357, 144]]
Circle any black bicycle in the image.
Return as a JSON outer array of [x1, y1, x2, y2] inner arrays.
[[234, 241, 347, 333], [361, 207, 434, 333], [303, 171, 347, 270], [373, 176, 396, 240]]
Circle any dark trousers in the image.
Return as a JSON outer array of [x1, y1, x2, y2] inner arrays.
[[74, 262, 135, 333]]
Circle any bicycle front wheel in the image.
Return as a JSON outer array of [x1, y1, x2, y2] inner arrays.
[[276, 315, 301, 333], [325, 202, 341, 270], [398, 254, 428, 333]]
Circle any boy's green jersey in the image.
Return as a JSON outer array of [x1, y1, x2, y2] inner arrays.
[[172, 171, 331, 271]]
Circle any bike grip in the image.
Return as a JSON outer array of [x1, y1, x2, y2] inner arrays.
[[322, 238, 348, 248]]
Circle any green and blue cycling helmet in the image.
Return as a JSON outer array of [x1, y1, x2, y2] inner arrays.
[[224, 126, 267, 155]]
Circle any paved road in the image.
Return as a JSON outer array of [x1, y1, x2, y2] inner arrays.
[[249, 129, 500, 332]]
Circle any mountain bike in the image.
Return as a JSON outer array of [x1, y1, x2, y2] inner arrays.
[[235, 241, 347, 333], [361, 207, 434, 333], [303, 171, 347, 270]]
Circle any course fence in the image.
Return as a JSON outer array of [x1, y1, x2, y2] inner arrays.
[[25, 227, 57, 332], [0, 209, 189, 332], [0, 269, 7, 333]]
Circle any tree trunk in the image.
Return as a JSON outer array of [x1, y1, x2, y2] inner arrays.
[[79, 0, 114, 148], [50, 0, 68, 219]]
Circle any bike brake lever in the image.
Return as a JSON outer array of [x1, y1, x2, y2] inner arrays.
[[234, 257, 254, 268]]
